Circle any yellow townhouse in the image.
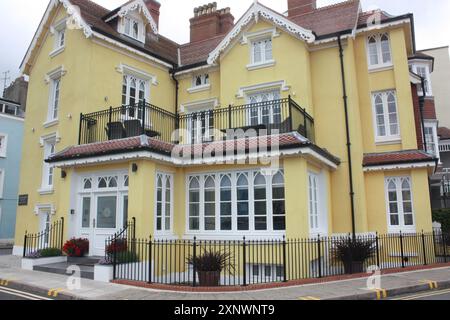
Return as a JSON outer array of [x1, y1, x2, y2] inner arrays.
[[13, 0, 441, 284]]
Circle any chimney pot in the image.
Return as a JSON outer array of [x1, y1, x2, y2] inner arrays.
[[190, 3, 234, 42]]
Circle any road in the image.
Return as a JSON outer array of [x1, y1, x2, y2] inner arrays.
[[392, 288, 450, 300], [0, 287, 53, 300]]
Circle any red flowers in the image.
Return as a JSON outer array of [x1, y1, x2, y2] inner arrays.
[[63, 238, 89, 257]]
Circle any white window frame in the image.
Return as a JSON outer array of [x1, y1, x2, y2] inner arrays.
[[186, 169, 286, 238], [188, 74, 211, 93], [424, 120, 439, 161], [120, 15, 145, 43], [0, 134, 7, 158], [371, 90, 401, 144], [155, 172, 174, 235], [308, 171, 328, 236], [366, 33, 392, 70], [0, 169, 4, 199], [411, 63, 433, 96], [40, 135, 58, 193], [385, 176, 416, 234], [248, 37, 274, 70], [50, 19, 66, 57], [246, 90, 282, 126]]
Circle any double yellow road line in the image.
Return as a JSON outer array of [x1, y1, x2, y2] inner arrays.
[[48, 288, 65, 297]]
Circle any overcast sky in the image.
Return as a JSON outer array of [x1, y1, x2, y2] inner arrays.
[[0, 0, 449, 85]]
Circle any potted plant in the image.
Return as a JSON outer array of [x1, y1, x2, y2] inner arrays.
[[333, 237, 376, 274], [187, 250, 234, 287], [63, 238, 89, 257]]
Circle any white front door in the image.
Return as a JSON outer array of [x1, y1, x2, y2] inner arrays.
[[78, 173, 129, 256], [247, 91, 281, 126]]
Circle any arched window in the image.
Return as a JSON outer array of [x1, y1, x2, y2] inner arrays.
[[156, 176, 163, 231], [272, 171, 286, 231], [380, 34, 391, 63], [401, 178, 413, 226], [264, 39, 273, 61], [220, 175, 232, 231], [387, 179, 400, 227], [122, 75, 128, 106], [374, 93, 385, 137], [129, 79, 136, 106], [367, 33, 391, 67], [204, 176, 216, 231], [368, 36, 379, 66], [165, 176, 171, 231], [98, 177, 107, 189], [189, 177, 200, 231], [132, 21, 139, 39], [84, 178, 92, 190], [387, 92, 398, 135], [138, 82, 146, 104], [124, 175, 129, 188], [108, 177, 118, 188], [254, 173, 267, 231], [372, 91, 399, 140], [237, 174, 249, 231]]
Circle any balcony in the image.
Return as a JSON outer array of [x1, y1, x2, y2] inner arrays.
[[78, 97, 315, 145]]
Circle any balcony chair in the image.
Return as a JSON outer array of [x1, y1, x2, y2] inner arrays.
[[105, 122, 125, 140], [124, 119, 144, 138]]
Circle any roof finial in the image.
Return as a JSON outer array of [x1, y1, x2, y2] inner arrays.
[[253, 0, 258, 5]]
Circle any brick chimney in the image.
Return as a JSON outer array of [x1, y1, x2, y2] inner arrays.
[[287, 0, 317, 16], [144, 0, 161, 28], [190, 2, 234, 43]]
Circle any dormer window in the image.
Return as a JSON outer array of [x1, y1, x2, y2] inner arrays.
[[120, 16, 145, 43]]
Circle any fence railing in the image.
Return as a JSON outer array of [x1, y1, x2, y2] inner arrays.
[[78, 97, 315, 145], [104, 217, 136, 268], [23, 217, 64, 258], [108, 231, 449, 287]]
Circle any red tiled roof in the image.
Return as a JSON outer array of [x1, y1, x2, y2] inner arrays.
[[179, 35, 225, 66], [289, 0, 361, 37], [363, 150, 435, 167], [357, 9, 392, 26], [69, 0, 179, 64], [438, 127, 450, 140], [48, 133, 340, 165]]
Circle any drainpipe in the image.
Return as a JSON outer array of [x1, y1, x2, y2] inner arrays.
[[338, 35, 356, 239], [418, 77, 427, 152], [171, 67, 180, 142]]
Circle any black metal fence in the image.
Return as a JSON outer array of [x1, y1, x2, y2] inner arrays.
[[104, 217, 136, 267], [23, 217, 64, 258], [79, 102, 177, 145], [78, 97, 315, 145], [107, 231, 449, 287]]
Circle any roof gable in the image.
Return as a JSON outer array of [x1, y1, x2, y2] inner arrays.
[[104, 0, 158, 35], [207, 1, 315, 65]]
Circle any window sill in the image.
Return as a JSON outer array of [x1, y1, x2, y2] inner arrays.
[[154, 233, 178, 240], [183, 232, 285, 241], [43, 119, 59, 128], [187, 84, 211, 94], [375, 137, 401, 145], [368, 64, 393, 73], [49, 46, 65, 58], [388, 228, 416, 235], [38, 188, 54, 195], [246, 60, 276, 71]]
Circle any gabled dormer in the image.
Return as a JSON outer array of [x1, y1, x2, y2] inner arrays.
[[103, 0, 160, 44]]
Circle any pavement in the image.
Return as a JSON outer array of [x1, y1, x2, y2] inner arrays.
[[0, 254, 450, 300]]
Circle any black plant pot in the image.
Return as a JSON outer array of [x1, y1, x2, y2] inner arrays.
[[343, 261, 365, 274]]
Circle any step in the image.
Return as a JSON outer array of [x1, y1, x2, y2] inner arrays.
[[33, 262, 95, 280], [67, 256, 101, 266]]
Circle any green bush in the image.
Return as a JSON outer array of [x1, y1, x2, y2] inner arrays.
[[112, 250, 140, 264], [432, 209, 450, 233], [40, 248, 62, 258]]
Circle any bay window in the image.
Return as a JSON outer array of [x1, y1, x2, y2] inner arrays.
[[424, 121, 439, 159], [386, 177, 415, 233], [187, 170, 286, 234], [156, 173, 173, 233]]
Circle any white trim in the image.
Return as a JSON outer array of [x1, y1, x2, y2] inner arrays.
[[49, 143, 339, 171], [236, 80, 290, 99], [207, 2, 315, 64], [174, 65, 219, 77], [39, 132, 60, 147], [410, 62, 433, 96], [0, 134, 8, 158], [363, 161, 436, 172], [44, 66, 67, 84], [356, 18, 411, 35], [371, 90, 401, 143], [116, 64, 157, 86], [34, 204, 56, 216], [154, 172, 174, 236], [116, 0, 158, 35], [20, 0, 93, 74], [241, 27, 281, 45], [385, 176, 416, 234], [424, 120, 440, 161], [180, 98, 219, 113], [366, 32, 393, 71], [0, 169, 4, 199], [49, 46, 65, 58], [0, 113, 25, 122], [246, 60, 276, 71], [91, 31, 173, 69], [187, 84, 211, 94]]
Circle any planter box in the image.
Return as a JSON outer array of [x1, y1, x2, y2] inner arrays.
[[94, 264, 114, 283], [21, 256, 67, 271]]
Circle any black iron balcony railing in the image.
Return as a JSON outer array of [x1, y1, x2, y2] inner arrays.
[[78, 97, 314, 145]]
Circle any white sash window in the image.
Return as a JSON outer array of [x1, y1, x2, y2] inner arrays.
[[247, 90, 281, 126], [372, 91, 400, 143], [156, 173, 173, 233], [386, 177, 415, 233], [367, 33, 392, 69]]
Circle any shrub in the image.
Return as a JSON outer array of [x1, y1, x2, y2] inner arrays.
[[63, 238, 89, 257], [432, 209, 450, 233], [40, 248, 62, 258], [333, 237, 376, 274], [187, 249, 234, 273]]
